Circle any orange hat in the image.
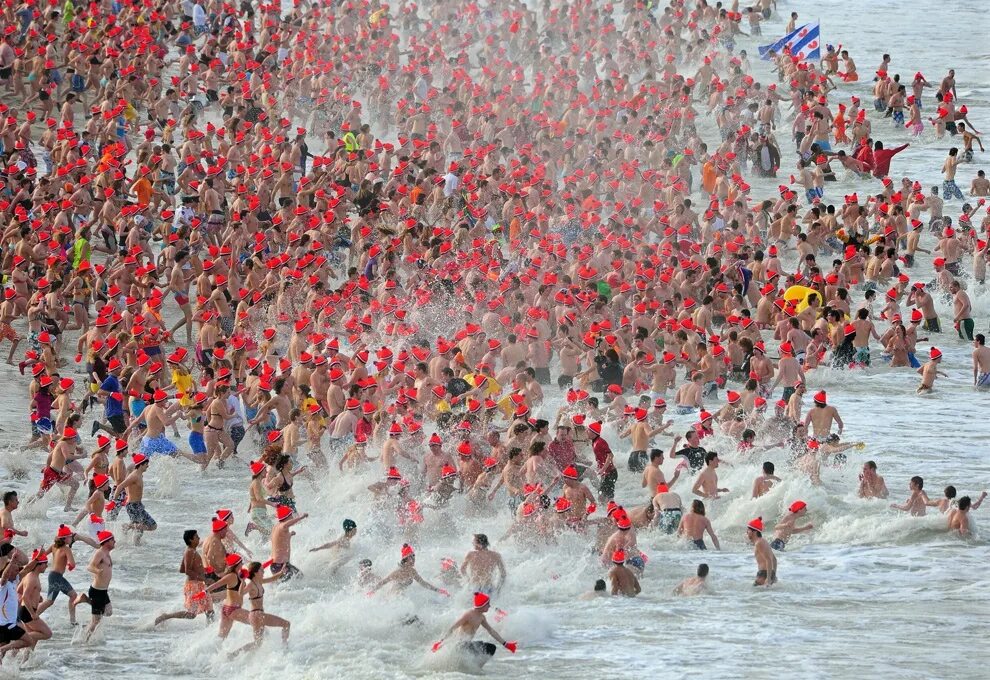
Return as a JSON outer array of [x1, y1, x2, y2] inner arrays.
[[56, 524, 75, 539], [473, 591, 490, 608], [97, 530, 115, 544], [401, 543, 415, 559], [275, 505, 294, 521], [789, 501, 807, 513], [930, 347, 942, 360], [249, 460, 265, 476], [747, 517, 764, 533], [212, 519, 227, 533], [611, 550, 626, 565], [813, 391, 827, 405]]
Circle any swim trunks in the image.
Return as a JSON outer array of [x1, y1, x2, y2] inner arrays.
[[0, 622, 26, 644], [658, 508, 682, 534], [267, 495, 296, 511], [460, 641, 498, 657], [691, 538, 707, 550], [598, 469, 618, 500], [189, 430, 207, 455], [47, 571, 74, 601], [977, 373, 990, 390], [141, 433, 178, 456], [183, 580, 212, 615], [270, 562, 301, 580], [754, 569, 778, 586], [125, 501, 157, 529], [17, 605, 33, 624], [957, 318, 975, 341], [770, 538, 787, 551], [107, 414, 127, 434], [923, 317, 941, 333], [40, 465, 71, 492], [627, 450, 647, 472], [854, 346, 871, 366], [942, 179, 963, 200], [89, 586, 111, 616]]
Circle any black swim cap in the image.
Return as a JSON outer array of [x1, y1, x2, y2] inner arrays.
[[343, 519, 357, 531]]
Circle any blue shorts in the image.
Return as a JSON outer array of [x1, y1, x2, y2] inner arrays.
[[189, 431, 206, 454], [259, 414, 277, 437], [815, 140, 831, 152], [141, 433, 178, 456], [36, 417, 53, 435]]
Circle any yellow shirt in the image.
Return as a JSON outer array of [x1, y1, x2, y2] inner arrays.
[[171, 370, 194, 406], [464, 372, 501, 397], [301, 396, 325, 426], [369, 7, 387, 26]]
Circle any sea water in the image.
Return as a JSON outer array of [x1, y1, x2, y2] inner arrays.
[[2, 1, 989, 678]]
